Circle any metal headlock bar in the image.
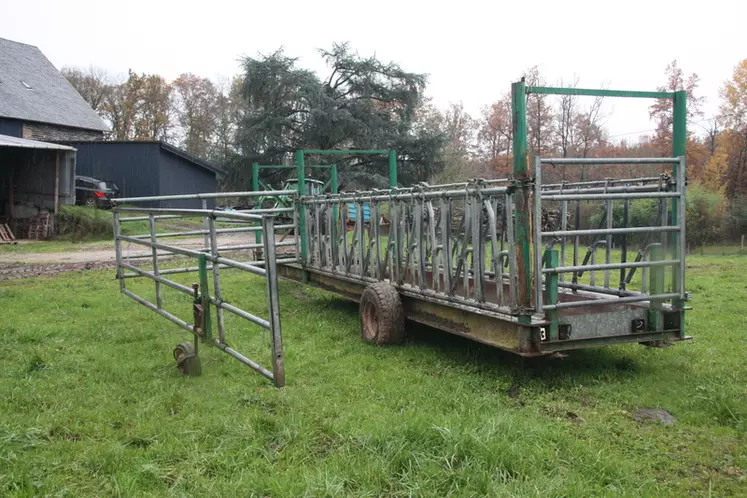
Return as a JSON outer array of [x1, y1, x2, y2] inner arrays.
[[300, 180, 520, 314], [112, 190, 299, 387]]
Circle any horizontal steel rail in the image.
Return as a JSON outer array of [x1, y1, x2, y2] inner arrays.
[[543, 226, 680, 238], [541, 177, 664, 189], [123, 289, 196, 334], [212, 340, 274, 380], [301, 186, 509, 204], [122, 257, 299, 278], [210, 298, 270, 329], [121, 262, 194, 294], [118, 235, 268, 276], [540, 184, 671, 196], [541, 192, 680, 201], [119, 214, 184, 222], [129, 224, 295, 239], [544, 259, 680, 274], [116, 207, 264, 221], [542, 292, 681, 310], [114, 189, 296, 203]]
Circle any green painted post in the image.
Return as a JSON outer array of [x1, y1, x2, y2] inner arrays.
[[544, 250, 559, 341], [648, 245, 664, 331], [252, 163, 261, 245], [330, 164, 339, 194], [198, 254, 212, 341], [672, 90, 687, 336], [296, 150, 307, 265], [388, 150, 397, 188], [512, 80, 532, 324]]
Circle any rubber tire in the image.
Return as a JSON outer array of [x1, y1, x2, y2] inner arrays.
[[360, 282, 405, 345]]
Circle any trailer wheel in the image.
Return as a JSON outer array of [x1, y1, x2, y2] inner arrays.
[[173, 342, 202, 376], [360, 282, 405, 345]]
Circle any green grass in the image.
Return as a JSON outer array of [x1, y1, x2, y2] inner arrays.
[[0, 251, 745, 496]]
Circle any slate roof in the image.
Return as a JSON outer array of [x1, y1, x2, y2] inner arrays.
[[0, 37, 109, 132]]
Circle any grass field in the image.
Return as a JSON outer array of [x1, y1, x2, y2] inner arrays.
[[0, 250, 745, 496]]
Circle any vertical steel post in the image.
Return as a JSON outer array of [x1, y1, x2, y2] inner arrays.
[[201, 199, 210, 251], [113, 211, 125, 293], [672, 91, 687, 337], [605, 197, 613, 289], [393, 200, 402, 284], [416, 200, 425, 289], [678, 156, 687, 300], [314, 202, 322, 266], [357, 202, 365, 276], [512, 80, 532, 322], [208, 216, 226, 343], [149, 214, 162, 309], [544, 250, 559, 341], [532, 156, 543, 312], [296, 151, 307, 263], [560, 199, 567, 282], [472, 189, 485, 302], [330, 165, 339, 264], [426, 201, 438, 291], [372, 201, 381, 279], [262, 215, 285, 388], [441, 197, 452, 295], [388, 150, 397, 188], [198, 254, 212, 341], [506, 194, 517, 308], [620, 199, 630, 290], [252, 163, 261, 246]]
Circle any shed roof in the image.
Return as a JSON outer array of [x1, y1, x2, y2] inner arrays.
[[0, 37, 109, 132], [0, 133, 76, 151], [65, 140, 225, 175]]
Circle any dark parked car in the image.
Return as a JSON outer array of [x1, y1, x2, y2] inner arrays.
[[75, 176, 119, 208]]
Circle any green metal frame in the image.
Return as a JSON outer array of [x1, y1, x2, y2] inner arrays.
[[513, 83, 687, 337], [295, 149, 397, 263], [251, 162, 340, 245]]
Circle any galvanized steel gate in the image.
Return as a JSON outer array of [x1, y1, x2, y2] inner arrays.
[[112, 191, 298, 387]]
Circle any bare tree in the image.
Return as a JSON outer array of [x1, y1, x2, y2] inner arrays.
[[555, 77, 579, 160], [61, 66, 111, 113], [523, 66, 554, 156], [173, 73, 219, 158], [649, 60, 705, 154], [478, 93, 512, 168], [210, 76, 242, 166], [576, 96, 605, 158]]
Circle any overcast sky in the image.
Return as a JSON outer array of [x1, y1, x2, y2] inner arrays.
[[1, 0, 744, 140]]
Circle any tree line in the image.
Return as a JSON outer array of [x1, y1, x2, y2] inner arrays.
[[63, 47, 747, 244]]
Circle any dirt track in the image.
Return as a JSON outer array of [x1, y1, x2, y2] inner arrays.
[[0, 234, 259, 281]]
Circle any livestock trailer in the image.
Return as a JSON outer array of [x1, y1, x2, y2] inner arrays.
[[111, 81, 690, 387]]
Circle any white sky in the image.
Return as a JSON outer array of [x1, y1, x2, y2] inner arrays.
[[1, 0, 744, 141]]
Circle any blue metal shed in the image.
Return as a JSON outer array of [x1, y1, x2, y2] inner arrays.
[[66, 141, 224, 208]]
